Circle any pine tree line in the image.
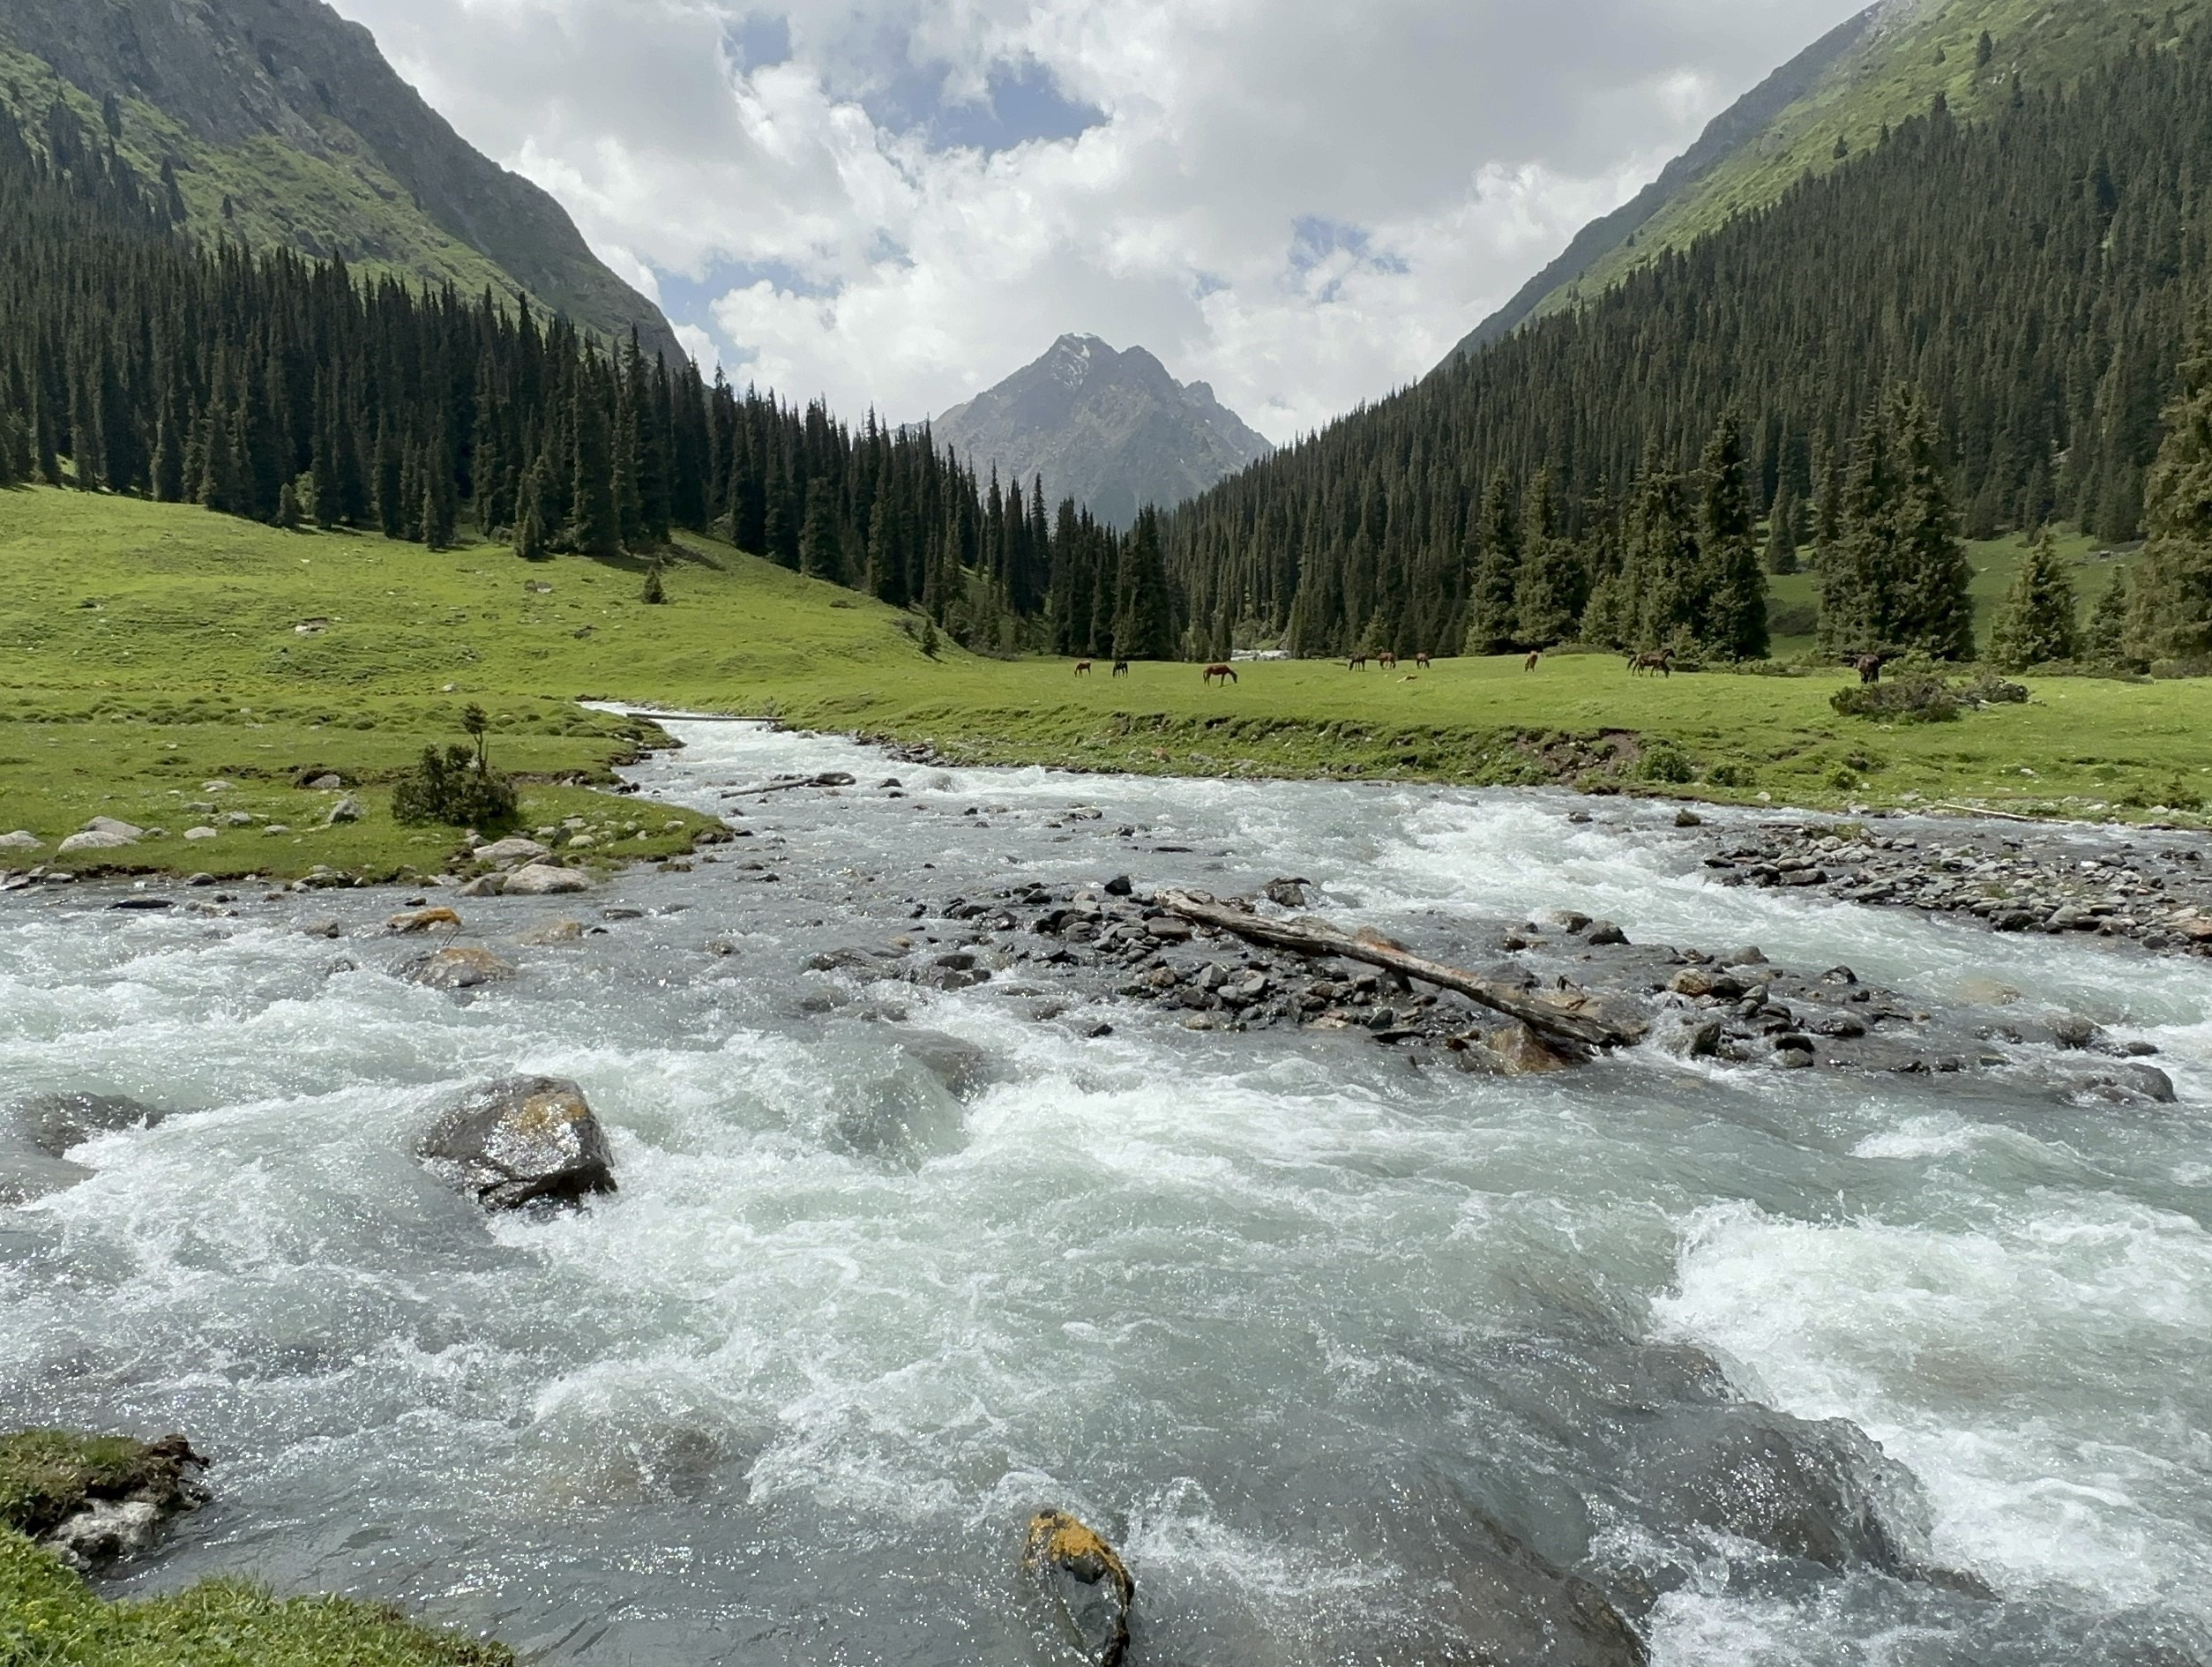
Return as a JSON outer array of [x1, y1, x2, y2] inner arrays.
[[0, 99, 1184, 660]]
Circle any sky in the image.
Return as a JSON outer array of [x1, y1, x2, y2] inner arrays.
[[329, 0, 1869, 442]]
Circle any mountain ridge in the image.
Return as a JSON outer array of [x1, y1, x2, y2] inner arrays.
[[0, 0, 683, 366], [931, 335, 1274, 528]]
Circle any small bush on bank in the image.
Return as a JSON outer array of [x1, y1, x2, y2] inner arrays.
[[1638, 742, 1695, 783], [391, 705, 517, 828]]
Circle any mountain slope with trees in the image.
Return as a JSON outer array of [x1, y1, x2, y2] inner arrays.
[[0, 0, 682, 365], [1453, 0, 2209, 359], [1168, 13, 2212, 662]]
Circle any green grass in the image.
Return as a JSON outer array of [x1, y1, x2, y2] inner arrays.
[[3, 487, 2210, 863], [0, 1529, 512, 1665], [1540, 0, 2208, 319], [0, 1431, 512, 1665]]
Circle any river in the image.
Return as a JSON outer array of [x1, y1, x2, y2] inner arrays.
[[3, 720, 2208, 1663]]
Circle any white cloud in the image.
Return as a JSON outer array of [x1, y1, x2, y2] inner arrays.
[[331, 0, 1868, 441]]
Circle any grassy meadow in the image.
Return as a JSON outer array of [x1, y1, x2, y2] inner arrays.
[[2, 487, 2208, 881]]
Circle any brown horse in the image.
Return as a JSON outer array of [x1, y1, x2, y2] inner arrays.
[[1202, 662, 1238, 685], [1524, 650, 1542, 672], [1074, 660, 1092, 677], [1379, 652, 1399, 671], [1628, 648, 1674, 678], [1416, 653, 1432, 670], [1853, 654, 1885, 685], [1348, 654, 1370, 671], [1112, 659, 1131, 677]]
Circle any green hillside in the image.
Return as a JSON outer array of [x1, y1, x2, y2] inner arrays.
[[1458, 0, 2208, 352], [0, 0, 682, 364]]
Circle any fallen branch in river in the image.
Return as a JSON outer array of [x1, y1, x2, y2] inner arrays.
[[1154, 891, 1650, 1050]]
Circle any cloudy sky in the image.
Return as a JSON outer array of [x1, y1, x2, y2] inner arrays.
[[330, 0, 1866, 441]]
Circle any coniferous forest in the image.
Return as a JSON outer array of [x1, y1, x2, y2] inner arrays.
[[0, 99, 1180, 661], [10, 23, 2212, 668], [1165, 24, 2212, 663]]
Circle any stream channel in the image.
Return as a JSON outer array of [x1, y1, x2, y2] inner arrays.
[[3, 719, 2208, 1664]]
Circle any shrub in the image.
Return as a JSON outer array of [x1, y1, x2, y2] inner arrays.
[[391, 745, 518, 829], [1637, 742, 1695, 783], [1830, 674, 1961, 723], [1708, 761, 1759, 789]]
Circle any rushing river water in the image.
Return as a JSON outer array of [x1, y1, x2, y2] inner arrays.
[[4, 721, 2208, 1665]]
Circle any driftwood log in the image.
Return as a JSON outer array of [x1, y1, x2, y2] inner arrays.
[[1155, 890, 1650, 1050]]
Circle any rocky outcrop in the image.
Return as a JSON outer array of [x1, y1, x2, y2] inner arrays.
[[416, 1076, 617, 1210], [0, 1430, 209, 1572], [474, 837, 552, 869], [1023, 1510, 1134, 1667], [8, 1092, 168, 1157]]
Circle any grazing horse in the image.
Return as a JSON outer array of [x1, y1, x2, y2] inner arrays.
[[1202, 662, 1238, 685], [1416, 653, 1432, 670], [1524, 650, 1542, 672], [1074, 661, 1092, 677], [1111, 659, 1131, 677], [1853, 654, 1885, 686], [1379, 652, 1399, 671], [1348, 654, 1370, 671], [1628, 648, 1674, 678]]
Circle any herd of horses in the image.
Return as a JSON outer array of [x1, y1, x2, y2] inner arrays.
[[1070, 647, 1890, 683]]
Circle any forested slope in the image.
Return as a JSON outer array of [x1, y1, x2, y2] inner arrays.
[[1170, 24, 2212, 658]]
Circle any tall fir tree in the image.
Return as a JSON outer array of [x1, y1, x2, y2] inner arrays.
[[2126, 299, 2212, 662], [1989, 527, 2081, 669], [1700, 414, 1769, 660]]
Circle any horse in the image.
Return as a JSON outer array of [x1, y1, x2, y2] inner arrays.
[[1074, 661, 1092, 677], [1348, 654, 1370, 671], [1524, 650, 1542, 672], [1111, 659, 1131, 677], [1379, 652, 1399, 671], [1416, 653, 1432, 670], [1853, 654, 1885, 686], [1628, 648, 1674, 678], [1202, 662, 1238, 685]]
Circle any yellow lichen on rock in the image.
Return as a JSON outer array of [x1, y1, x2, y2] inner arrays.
[[387, 908, 462, 933], [1023, 1509, 1133, 1667]]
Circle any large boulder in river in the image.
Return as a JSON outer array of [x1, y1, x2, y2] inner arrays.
[[7, 1093, 167, 1157], [1023, 1510, 1134, 1667], [416, 1075, 617, 1210], [475, 836, 551, 869], [400, 946, 517, 990], [503, 863, 590, 896]]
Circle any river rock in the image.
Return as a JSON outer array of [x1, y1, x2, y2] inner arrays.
[[516, 919, 586, 946], [83, 817, 146, 840], [57, 829, 138, 854], [0, 831, 42, 852], [1585, 919, 1629, 946], [1, 1431, 209, 1572], [1485, 1022, 1573, 1075], [885, 1028, 994, 1098], [387, 907, 462, 933], [1023, 1510, 1133, 1667], [503, 863, 590, 895], [457, 873, 505, 897], [416, 1075, 617, 1209], [8, 1092, 168, 1157], [400, 946, 517, 990]]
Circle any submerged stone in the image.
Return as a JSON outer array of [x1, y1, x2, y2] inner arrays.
[[400, 946, 517, 990], [1023, 1509, 1133, 1667]]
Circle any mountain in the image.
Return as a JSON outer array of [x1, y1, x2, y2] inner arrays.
[[0, 0, 684, 366], [931, 335, 1273, 528], [1447, 0, 2206, 363], [1165, 1, 2211, 660]]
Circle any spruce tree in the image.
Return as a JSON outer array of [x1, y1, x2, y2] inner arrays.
[[1114, 506, 1174, 659], [1988, 527, 2080, 669], [1700, 414, 1769, 660], [798, 479, 843, 582], [1888, 388, 1977, 659], [1464, 467, 1522, 653], [2126, 300, 2212, 662], [1764, 482, 1801, 573], [2083, 567, 2134, 664], [512, 459, 550, 560], [563, 371, 621, 557]]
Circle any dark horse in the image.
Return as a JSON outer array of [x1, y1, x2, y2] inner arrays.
[[1416, 653, 1432, 670], [1348, 654, 1370, 671], [1628, 648, 1674, 678], [1074, 660, 1093, 677], [1378, 651, 1399, 671], [1524, 650, 1542, 672], [1202, 662, 1238, 685], [1112, 659, 1131, 677], [1854, 654, 1886, 685]]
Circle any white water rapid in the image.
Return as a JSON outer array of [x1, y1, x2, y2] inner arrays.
[[3, 721, 2206, 1664]]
